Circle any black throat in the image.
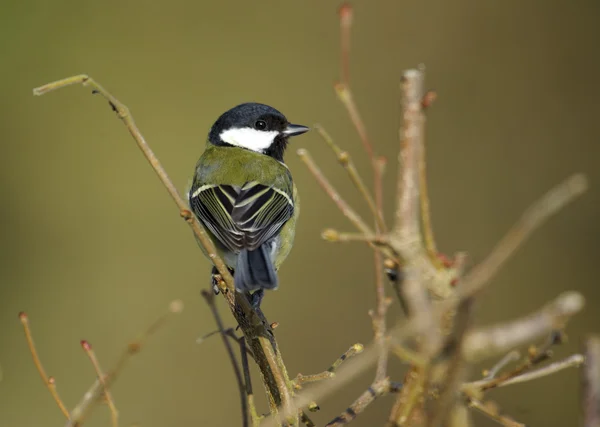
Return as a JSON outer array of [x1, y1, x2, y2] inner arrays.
[[263, 134, 288, 162]]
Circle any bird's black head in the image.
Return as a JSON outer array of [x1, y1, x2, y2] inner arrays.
[[208, 103, 309, 162]]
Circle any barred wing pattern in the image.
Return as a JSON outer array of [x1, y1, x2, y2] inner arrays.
[[190, 181, 294, 253]]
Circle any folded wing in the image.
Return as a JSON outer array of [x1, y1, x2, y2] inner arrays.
[[190, 181, 294, 253]]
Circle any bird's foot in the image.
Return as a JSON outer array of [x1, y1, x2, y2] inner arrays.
[[249, 289, 265, 310]]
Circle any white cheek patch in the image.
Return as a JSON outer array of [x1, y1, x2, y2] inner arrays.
[[219, 127, 279, 153]]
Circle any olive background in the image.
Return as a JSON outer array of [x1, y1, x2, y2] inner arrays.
[[1, 1, 599, 426]]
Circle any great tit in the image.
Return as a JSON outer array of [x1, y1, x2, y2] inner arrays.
[[189, 103, 309, 305]]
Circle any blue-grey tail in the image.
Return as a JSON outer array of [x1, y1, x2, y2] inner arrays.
[[234, 245, 278, 292]]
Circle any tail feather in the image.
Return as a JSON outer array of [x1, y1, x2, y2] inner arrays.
[[234, 245, 278, 292]]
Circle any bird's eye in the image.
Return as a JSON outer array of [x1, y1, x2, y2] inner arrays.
[[254, 120, 267, 130]]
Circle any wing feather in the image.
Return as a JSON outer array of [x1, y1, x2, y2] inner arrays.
[[190, 181, 293, 253]]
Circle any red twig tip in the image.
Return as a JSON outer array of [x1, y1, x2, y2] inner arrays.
[[48, 376, 56, 384], [338, 3, 353, 24], [81, 340, 92, 351], [338, 3, 353, 86], [19, 311, 28, 322], [421, 90, 437, 109]]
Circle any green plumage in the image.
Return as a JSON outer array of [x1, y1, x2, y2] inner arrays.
[[191, 144, 299, 271]]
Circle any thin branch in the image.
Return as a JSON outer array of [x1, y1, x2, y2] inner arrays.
[[321, 229, 389, 246], [293, 344, 364, 388], [66, 300, 183, 427], [201, 290, 248, 427], [261, 339, 385, 427], [463, 292, 584, 361], [466, 397, 525, 427], [297, 148, 373, 237], [240, 338, 262, 427], [417, 97, 444, 270], [334, 83, 375, 164], [18, 312, 71, 420], [325, 378, 398, 426], [482, 351, 520, 380], [374, 155, 387, 232], [371, 251, 391, 382], [486, 354, 584, 389], [390, 343, 427, 367], [316, 125, 386, 232], [81, 340, 118, 427], [34, 75, 297, 422], [583, 335, 600, 427], [458, 173, 588, 299], [464, 331, 563, 394], [197, 327, 255, 360], [338, 2, 352, 86]]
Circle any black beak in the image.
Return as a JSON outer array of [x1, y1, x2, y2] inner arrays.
[[283, 124, 310, 137]]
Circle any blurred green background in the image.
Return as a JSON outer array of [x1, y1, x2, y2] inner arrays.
[[1, 0, 599, 426]]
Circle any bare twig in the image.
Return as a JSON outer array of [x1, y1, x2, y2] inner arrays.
[[463, 331, 562, 396], [293, 344, 364, 388], [458, 173, 588, 299], [81, 340, 119, 427], [240, 338, 262, 427], [481, 351, 520, 380], [466, 397, 525, 427], [261, 339, 385, 427], [197, 327, 254, 359], [66, 300, 183, 427], [334, 83, 375, 165], [390, 343, 427, 367], [316, 125, 386, 232], [372, 252, 390, 381], [338, 3, 352, 86], [325, 379, 401, 426], [297, 149, 373, 237], [583, 335, 600, 427], [34, 75, 297, 422], [201, 290, 248, 427], [487, 354, 583, 388], [464, 292, 584, 361], [321, 229, 389, 246], [417, 97, 444, 270], [19, 312, 71, 420]]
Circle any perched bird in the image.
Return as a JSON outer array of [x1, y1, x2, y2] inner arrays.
[[188, 103, 309, 306]]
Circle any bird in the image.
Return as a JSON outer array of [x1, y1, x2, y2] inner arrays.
[[188, 102, 309, 307]]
